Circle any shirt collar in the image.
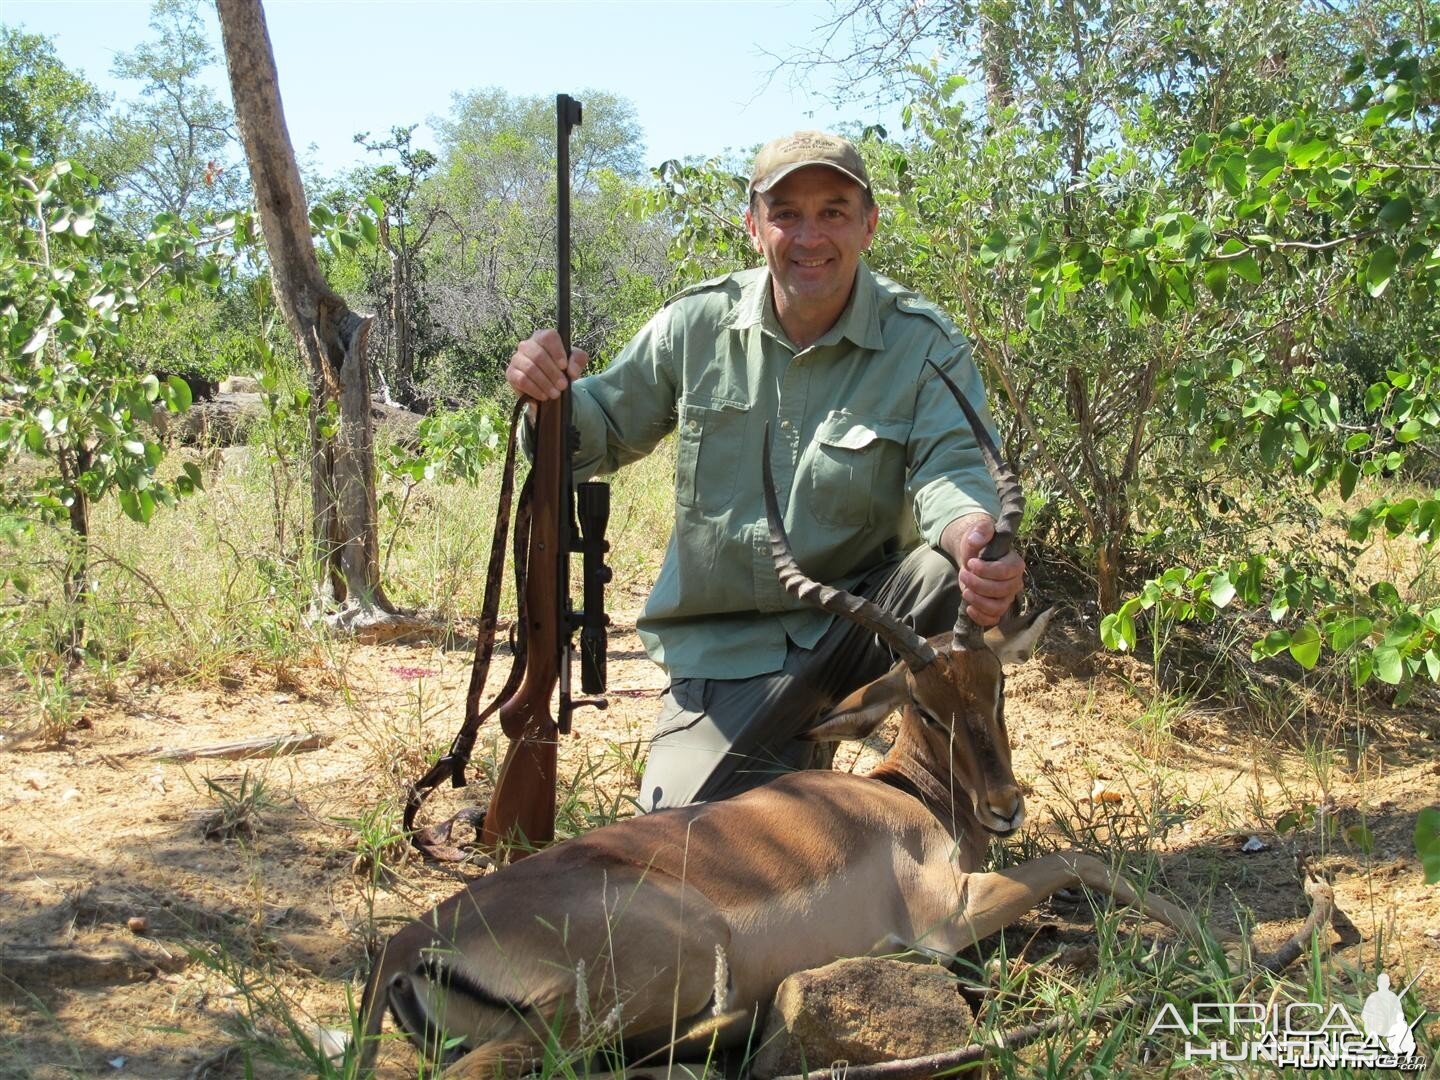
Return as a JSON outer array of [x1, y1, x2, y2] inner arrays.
[[724, 261, 886, 353], [725, 268, 770, 332], [824, 260, 885, 351]]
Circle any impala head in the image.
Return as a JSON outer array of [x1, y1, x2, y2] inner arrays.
[[763, 361, 1051, 836]]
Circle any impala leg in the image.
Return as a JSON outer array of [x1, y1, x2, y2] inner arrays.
[[951, 850, 1213, 950], [442, 1038, 540, 1079]]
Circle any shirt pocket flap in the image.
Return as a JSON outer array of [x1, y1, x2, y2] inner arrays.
[[681, 393, 749, 418], [815, 412, 908, 451]]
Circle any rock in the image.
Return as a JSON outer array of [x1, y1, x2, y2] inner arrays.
[[173, 392, 266, 446], [750, 957, 977, 1078], [220, 375, 262, 394]]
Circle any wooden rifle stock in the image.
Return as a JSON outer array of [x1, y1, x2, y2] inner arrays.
[[480, 395, 564, 852]]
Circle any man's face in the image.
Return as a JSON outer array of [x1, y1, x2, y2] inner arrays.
[[746, 166, 879, 332]]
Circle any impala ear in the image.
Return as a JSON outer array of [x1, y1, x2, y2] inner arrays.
[[801, 664, 910, 742], [984, 606, 1056, 666]]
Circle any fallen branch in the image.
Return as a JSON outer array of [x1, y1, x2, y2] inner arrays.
[[184, 1044, 243, 1080], [1256, 867, 1336, 974], [768, 998, 1139, 1080], [0, 943, 190, 989], [151, 732, 333, 762]]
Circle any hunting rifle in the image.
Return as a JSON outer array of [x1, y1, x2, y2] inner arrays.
[[482, 93, 610, 852], [404, 94, 610, 860]]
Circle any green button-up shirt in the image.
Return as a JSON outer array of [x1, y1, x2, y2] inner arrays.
[[569, 261, 1001, 679]]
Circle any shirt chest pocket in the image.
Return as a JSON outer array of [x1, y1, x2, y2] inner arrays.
[[807, 413, 910, 527], [676, 395, 750, 512]]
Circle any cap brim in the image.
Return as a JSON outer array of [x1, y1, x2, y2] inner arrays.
[[750, 160, 870, 195]]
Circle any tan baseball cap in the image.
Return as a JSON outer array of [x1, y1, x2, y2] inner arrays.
[[748, 131, 871, 196]]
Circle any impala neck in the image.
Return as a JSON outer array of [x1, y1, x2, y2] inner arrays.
[[869, 716, 987, 859]]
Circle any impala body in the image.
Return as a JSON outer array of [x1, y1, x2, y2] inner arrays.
[[358, 370, 1202, 1077]]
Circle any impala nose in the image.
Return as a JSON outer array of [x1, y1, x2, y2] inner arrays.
[[985, 788, 1025, 834]]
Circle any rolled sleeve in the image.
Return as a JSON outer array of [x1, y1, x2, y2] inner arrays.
[[905, 338, 1003, 549]]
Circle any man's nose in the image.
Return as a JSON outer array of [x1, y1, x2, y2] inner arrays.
[[792, 215, 823, 245]]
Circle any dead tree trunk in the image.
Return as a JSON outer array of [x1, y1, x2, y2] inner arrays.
[[979, 0, 1015, 125], [378, 214, 417, 407], [215, 0, 425, 640]]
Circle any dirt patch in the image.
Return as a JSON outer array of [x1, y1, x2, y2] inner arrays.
[[2, 613, 1437, 1077]]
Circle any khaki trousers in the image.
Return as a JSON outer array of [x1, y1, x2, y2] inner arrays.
[[637, 545, 960, 811]]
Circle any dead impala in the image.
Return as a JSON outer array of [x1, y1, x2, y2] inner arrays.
[[357, 370, 1207, 1077]]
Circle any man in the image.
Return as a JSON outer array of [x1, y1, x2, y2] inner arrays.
[[507, 131, 1024, 811]]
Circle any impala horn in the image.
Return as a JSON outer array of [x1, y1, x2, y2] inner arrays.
[[924, 360, 1025, 651], [762, 425, 937, 672]]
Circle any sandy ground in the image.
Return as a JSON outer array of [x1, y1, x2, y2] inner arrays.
[[1, 611, 1437, 1078]]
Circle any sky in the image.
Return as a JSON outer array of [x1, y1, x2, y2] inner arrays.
[[3, 0, 904, 178]]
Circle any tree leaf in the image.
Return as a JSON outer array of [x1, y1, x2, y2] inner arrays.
[[118, 489, 142, 522], [1373, 645, 1403, 684], [1247, 145, 1286, 178], [1326, 616, 1372, 651], [1376, 196, 1412, 231], [1209, 572, 1236, 608], [1288, 622, 1322, 669], [22, 326, 49, 355], [1230, 253, 1262, 283], [166, 375, 193, 412], [1203, 262, 1228, 298], [1253, 629, 1291, 660], [1415, 807, 1440, 885], [1339, 460, 1359, 500], [1344, 823, 1374, 854], [1221, 154, 1246, 196], [1365, 245, 1397, 297], [1289, 139, 1330, 167], [1259, 420, 1284, 466]]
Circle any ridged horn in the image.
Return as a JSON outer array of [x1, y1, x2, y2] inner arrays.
[[925, 360, 1025, 648], [763, 424, 937, 672]]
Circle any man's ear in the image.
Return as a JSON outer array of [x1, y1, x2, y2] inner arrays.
[[862, 201, 879, 248], [744, 205, 762, 254], [801, 664, 909, 742]]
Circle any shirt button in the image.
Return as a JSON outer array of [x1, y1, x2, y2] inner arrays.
[[780, 419, 792, 431], [687, 419, 700, 433]]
